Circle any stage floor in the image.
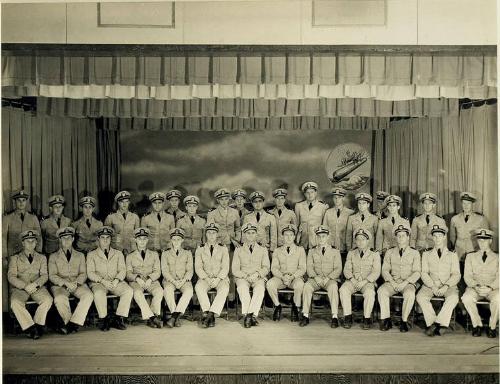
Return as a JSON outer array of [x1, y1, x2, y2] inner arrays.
[[3, 313, 499, 375]]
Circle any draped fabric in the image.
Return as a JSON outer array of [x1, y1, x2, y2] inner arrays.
[[373, 104, 498, 248], [35, 97, 459, 119], [1, 107, 99, 218]]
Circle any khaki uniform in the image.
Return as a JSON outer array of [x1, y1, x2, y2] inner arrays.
[[268, 207, 297, 248], [232, 243, 270, 316], [41, 215, 72, 255], [346, 212, 379, 250], [126, 249, 163, 319], [410, 214, 446, 251], [377, 247, 420, 321], [295, 200, 329, 249], [243, 211, 278, 252], [71, 216, 103, 254], [375, 216, 411, 253], [49, 248, 93, 326], [86, 248, 133, 318], [462, 250, 499, 329], [140, 211, 176, 252], [267, 244, 306, 307], [176, 215, 206, 253], [322, 207, 354, 252], [340, 248, 381, 318], [161, 248, 193, 314], [449, 212, 489, 261], [104, 212, 140, 255], [166, 207, 186, 224], [416, 248, 460, 327], [206, 206, 241, 246], [195, 243, 230, 316], [303, 245, 342, 316], [8, 252, 53, 331]]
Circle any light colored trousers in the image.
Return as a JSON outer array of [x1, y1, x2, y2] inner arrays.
[[302, 279, 338, 317], [130, 281, 163, 319], [416, 285, 459, 327], [266, 276, 304, 307], [377, 282, 416, 322], [235, 278, 265, 316], [10, 287, 53, 331], [52, 284, 93, 326], [163, 281, 193, 314], [462, 288, 499, 329], [339, 280, 376, 318], [91, 281, 134, 318], [195, 278, 229, 316]]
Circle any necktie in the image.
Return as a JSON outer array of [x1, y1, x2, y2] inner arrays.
[[190, 216, 195, 224], [465, 215, 469, 223], [86, 219, 91, 228], [437, 249, 442, 258], [337, 209, 341, 218], [391, 217, 395, 225], [157, 213, 161, 222], [176, 250, 179, 256], [210, 245, 214, 256], [361, 214, 365, 222], [249, 245, 253, 253], [399, 248, 403, 257], [287, 246, 290, 254], [20, 213, 25, 222], [27, 253, 33, 263], [308, 202, 313, 210], [57, 217, 61, 227], [104, 249, 109, 258], [141, 250, 146, 260], [322, 247, 325, 255], [173, 211, 177, 221], [122, 213, 127, 221], [65, 250, 71, 262], [256, 212, 260, 222], [426, 215, 430, 224], [360, 251, 364, 258], [278, 209, 282, 217], [482, 251, 488, 263], [239, 210, 242, 218]]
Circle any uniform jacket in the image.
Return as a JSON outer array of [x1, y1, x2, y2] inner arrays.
[[346, 212, 378, 250], [306, 245, 342, 281], [48, 248, 87, 286], [294, 200, 328, 249], [8, 251, 48, 290], [161, 248, 193, 283], [410, 213, 446, 250], [3, 211, 42, 258], [375, 216, 411, 252], [104, 211, 140, 253], [344, 248, 381, 283], [449, 212, 489, 260], [206, 206, 241, 246], [322, 206, 354, 252], [421, 248, 460, 288], [176, 214, 206, 251], [71, 216, 103, 253], [271, 244, 306, 279], [268, 207, 297, 247], [41, 215, 72, 254], [126, 249, 161, 282], [464, 250, 498, 288], [232, 243, 270, 279], [243, 210, 278, 251], [195, 243, 230, 281], [86, 248, 126, 283], [140, 211, 176, 251], [381, 246, 420, 284]]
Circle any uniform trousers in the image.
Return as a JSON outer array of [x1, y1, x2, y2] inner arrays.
[[416, 285, 459, 327], [130, 280, 163, 319], [339, 280, 376, 318], [302, 279, 338, 317], [91, 281, 133, 318], [163, 281, 193, 314], [52, 284, 93, 326], [235, 278, 265, 316], [266, 276, 304, 307], [461, 288, 499, 329], [10, 287, 53, 331], [377, 282, 416, 321], [195, 278, 229, 316]]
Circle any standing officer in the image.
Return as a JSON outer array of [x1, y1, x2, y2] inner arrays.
[[166, 189, 186, 223], [161, 228, 193, 328], [416, 225, 460, 337], [243, 191, 278, 252], [377, 225, 421, 332], [8, 230, 53, 339], [87, 226, 133, 331], [300, 225, 342, 328], [462, 229, 498, 338], [340, 229, 381, 329], [231, 189, 251, 225], [105, 191, 140, 256], [176, 195, 206, 254], [268, 188, 297, 248], [295, 181, 328, 250], [449, 192, 489, 262], [195, 223, 230, 328], [141, 192, 175, 252], [322, 188, 353, 256], [345, 193, 378, 251], [3, 189, 42, 310], [232, 222, 270, 328], [126, 227, 163, 329], [266, 224, 306, 322], [49, 227, 93, 334], [410, 193, 446, 251], [41, 195, 72, 255], [375, 191, 389, 219], [375, 195, 410, 254], [71, 196, 103, 254]]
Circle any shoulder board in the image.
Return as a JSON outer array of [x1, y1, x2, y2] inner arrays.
[[331, 245, 337, 249], [209, 207, 217, 212], [402, 217, 409, 221], [435, 214, 443, 218], [475, 212, 483, 216], [410, 246, 417, 250], [218, 243, 225, 247]]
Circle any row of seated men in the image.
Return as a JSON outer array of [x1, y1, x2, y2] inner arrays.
[[8, 219, 498, 340]]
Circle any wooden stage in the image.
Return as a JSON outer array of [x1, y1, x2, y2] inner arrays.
[[3, 311, 499, 379]]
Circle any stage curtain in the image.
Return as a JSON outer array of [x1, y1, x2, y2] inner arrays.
[[374, 103, 498, 248], [2, 53, 496, 89], [1, 107, 99, 218]]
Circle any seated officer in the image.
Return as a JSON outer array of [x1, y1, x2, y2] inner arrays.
[[243, 191, 278, 252], [126, 227, 163, 329], [377, 225, 421, 332], [195, 223, 230, 328], [41, 195, 72, 255], [105, 191, 140, 256], [231, 189, 251, 225], [49, 227, 93, 334], [232, 222, 270, 328], [322, 188, 353, 255], [87, 226, 133, 331], [141, 192, 176, 252], [300, 225, 342, 328], [346, 193, 378, 251], [462, 229, 498, 338], [166, 189, 186, 223], [266, 224, 306, 322], [8, 230, 53, 339], [71, 196, 103, 254], [416, 225, 460, 337], [410, 193, 446, 252], [375, 195, 410, 254], [161, 228, 193, 328], [340, 229, 381, 330], [176, 195, 206, 254], [268, 188, 297, 248]]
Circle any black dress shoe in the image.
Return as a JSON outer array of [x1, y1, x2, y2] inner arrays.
[[58, 325, 69, 335], [425, 323, 437, 337], [166, 313, 178, 328], [330, 317, 339, 328], [36, 324, 45, 337], [273, 305, 282, 321], [380, 318, 392, 331], [100, 315, 111, 331], [250, 315, 258, 326], [208, 312, 216, 327], [342, 315, 352, 329], [362, 318, 371, 330], [147, 318, 157, 328], [291, 304, 299, 322], [438, 325, 448, 336], [201, 316, 210, 328], [487, 328, 497, 338], [174, 314, 182, 327], [152, 315, 163, 328], [26, 325, 38, 339], [67, 322, 80, 333], [299, 316, 309, 327], [244, 314, 252, 328], [472, 326, 482, 337], [399, 321, 409, 333], [112, 316, 127, 330]]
